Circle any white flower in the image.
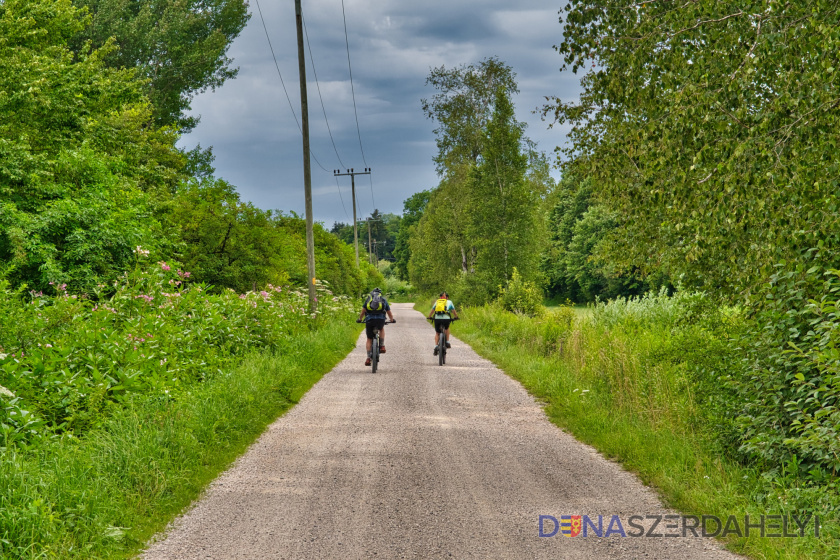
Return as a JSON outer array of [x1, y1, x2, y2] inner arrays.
[[0, 385, 14, 398]]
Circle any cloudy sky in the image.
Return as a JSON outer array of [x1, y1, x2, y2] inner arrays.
[[180, 0, 582, 226]]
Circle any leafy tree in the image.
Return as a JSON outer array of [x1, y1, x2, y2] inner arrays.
[[168, 179, 294, 292], [71, 0, 250, 131], [545, 0, 840, 301], [393, 190, 431, 281], [422, 58, 518, 174], [170, 179, 381, 296], [466, 86, 541, 297], [0, 0, 185, 292], [412, 62, 543, 303]]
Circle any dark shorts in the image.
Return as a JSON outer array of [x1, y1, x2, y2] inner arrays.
[[434, 319, 451, 334], [365, 318, 386, 339]]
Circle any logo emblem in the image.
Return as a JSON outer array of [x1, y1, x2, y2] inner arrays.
[[560, 515, 582, 537]]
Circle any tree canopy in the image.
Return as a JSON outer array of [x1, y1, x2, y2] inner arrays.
[[71, 0, 250, 132], [545, 0, 840, 300]]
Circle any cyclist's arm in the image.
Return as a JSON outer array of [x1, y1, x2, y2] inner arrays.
[[358, 308, 367, 321], [387, 309, 395, 322]]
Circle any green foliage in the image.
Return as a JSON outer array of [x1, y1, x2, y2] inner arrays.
[[421, 57, 518, 173], [167, 179, 380, 297], [0, 257, 355, 445], [497, 268, 544, 317], [0, 0, 186, 293], [410, 63, 544, 303], [541, 174, 655, 302], [457, 298, 836, 558], [730, 266, 840, 478], [168, 178, 292, 293], [0, 323, 358, 559], [546, 0, 840, 300], [393, 190, 431, 281], [71, 0, 250, 132]]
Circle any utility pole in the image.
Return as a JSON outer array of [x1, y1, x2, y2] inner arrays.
[[295, 0, 316, 313], [334, 167, 371, 268]]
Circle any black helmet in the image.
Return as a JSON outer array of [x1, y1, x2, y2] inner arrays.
[[372, 287, 382, 293]]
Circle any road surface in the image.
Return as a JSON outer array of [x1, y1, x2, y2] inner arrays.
[[142, 303, 742, 559]]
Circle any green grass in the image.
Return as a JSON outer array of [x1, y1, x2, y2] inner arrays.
[[0, 321, 360, 559], [451, 306, 834, 560]]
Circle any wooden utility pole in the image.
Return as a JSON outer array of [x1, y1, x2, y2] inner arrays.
[[295, 0, 316, 313], [333, 167, 371, 268]]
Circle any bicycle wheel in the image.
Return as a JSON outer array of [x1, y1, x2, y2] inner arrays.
[[372, 334, 380, 373], [438, 335, 445, 366]]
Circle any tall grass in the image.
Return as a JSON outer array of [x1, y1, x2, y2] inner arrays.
[[0, 322, 358, 559], [455, 292, 836, 560]]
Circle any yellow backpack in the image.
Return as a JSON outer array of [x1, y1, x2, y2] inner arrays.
[[434, 298, 448, 313]]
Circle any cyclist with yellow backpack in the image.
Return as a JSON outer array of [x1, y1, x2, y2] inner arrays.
[[427, 291, 458, 355]]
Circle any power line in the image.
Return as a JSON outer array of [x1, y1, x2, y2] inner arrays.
[[303, 13, 347, 170], [340, 0, 369, 168], [368, 174, 376, 211], [254, 0, 329, 172], [339, 0, 376, 214], [334, 175, 350, 220]]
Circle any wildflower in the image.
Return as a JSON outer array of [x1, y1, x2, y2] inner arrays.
[[159, 261, 171, 271], [45, 344, 52, 348], [0, 385, 14, 398]]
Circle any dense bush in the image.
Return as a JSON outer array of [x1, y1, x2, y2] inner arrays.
[[497, 268, 544, 317], [731, 266, 840, 480], [0, 253, 354, 446]]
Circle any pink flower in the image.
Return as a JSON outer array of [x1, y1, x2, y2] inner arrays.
[[159, 261, 171, 271]]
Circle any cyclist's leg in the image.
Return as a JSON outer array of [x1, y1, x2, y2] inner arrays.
[[364, 322, 375, 354]]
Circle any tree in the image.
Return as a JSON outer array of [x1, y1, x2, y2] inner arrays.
[[71, 0, 250, 132], [545, 0, 840, 301], [168, 179, 294, 292], [0, 0, 185, 292], [412, 61, 544, 303], [467, 86, 540, 297], [422, 58, 518, 175], [393, 190, 431, 281]]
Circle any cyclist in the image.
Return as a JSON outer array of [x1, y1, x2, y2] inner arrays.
[[427, 291, 458, 355], [358, 287, 396, 366]]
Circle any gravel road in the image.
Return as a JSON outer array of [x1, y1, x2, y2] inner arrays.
[[142, 303, 743, 559]]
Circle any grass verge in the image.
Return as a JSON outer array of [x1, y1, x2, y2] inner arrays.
[[451, 305, 833, 560], [1, 321, 360, 559]]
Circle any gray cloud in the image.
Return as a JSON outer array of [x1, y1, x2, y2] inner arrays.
[[180, 0, 581, 226]]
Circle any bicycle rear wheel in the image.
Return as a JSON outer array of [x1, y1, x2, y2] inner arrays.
[[438, 336, 445, 366], [372, 334, 380, 373]]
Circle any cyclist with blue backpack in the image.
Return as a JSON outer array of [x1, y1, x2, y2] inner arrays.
[[358, 287, 396, 366], [427, 291, 458, 355]]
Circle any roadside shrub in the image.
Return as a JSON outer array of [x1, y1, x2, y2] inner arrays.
[[732, 266, 840, 479], [497, 267, 544, 317], [0, 253, 355, 445]]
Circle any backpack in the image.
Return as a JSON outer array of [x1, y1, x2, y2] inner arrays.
[[434, 298, 448, 314], [365, 292, 385, 312]]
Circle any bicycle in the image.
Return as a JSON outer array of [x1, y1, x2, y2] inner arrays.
[[357, 319, 394, 373], [429, 317, 458, 366]]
